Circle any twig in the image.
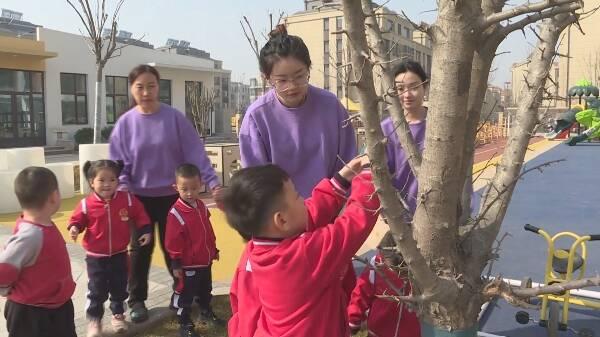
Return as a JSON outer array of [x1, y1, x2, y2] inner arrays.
[[470, 159, 565, 234], [485, 232, 511, 279]]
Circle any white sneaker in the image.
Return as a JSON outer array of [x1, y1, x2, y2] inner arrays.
[[111, 314, 128, 333], [87, 320, 102, 337]]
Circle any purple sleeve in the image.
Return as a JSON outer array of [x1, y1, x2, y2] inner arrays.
[[239, 114, 270, 168], [335, 103, 357, 172], [109, 121, 131, 190], [175, 113, 220, 189]]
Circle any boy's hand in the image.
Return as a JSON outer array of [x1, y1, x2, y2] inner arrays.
[[173, 268, 183, 279], [339, 155, 370, 181], [138, 233, 152, 246], [215, 250, 220, 261], [69, 227, 79, 241], [212, 186, 225, 210]]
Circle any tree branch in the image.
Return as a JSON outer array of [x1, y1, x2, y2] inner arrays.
[[470, 12, 578, 273], [361, 0, 422, 178], [484, 276, 600, 302], [482, 0, 580, 31], [498, 2, 582, 37]]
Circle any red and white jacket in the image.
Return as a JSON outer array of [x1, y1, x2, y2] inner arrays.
[[68, 191, 151, 257], [249, 172, 380, 337], [228, 174, 353, 337], [165, 198, 217, 270], [0, 217, 75, 308], [348, 254, 421, 337]]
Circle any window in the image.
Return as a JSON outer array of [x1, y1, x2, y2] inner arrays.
[[323, 18, 329, 39], [387, 20, 394, 32], [185, 80, 203, 122], [397, 23, 402, 34], [403, 27, 411, 39], [0, 69, 45, 147], [222, 77, 229, 104], [336, 16, 343, 30], [159, 79, 171, 105], [324, 41, 330, 54], [336, 38, 343, 63], [324, 64, 330, 91], [105, 76, 128, 124], [337, 85, 343, 99], [61, 73, 87, 124]]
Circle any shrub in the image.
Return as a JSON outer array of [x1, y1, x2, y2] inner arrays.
[[74, 127, 93, 147], [101, 126, 114, 142]]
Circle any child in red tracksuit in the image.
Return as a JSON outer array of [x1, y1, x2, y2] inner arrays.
[[227, 171, 352, 337], [68, 160, 152, 337], [348, 231, 421, 337], [165, 163, 223, 337], [222, 156, 379, 337], [0, 167, 77, 337]]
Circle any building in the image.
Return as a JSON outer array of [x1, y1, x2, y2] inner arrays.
[[230, 81, 250, 114], [511, 61, 560, 108], [249, 77, 266, 103], [286, 1, 432, 102], [557, 0, 600, 107], [0, 9, 233, 148]]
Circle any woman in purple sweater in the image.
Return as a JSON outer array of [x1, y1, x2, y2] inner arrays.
[[239, 25, 357, 198], [109, 65, 221, 323]]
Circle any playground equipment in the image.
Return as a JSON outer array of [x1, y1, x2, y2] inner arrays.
[[514, 224, 600, 337], [546, 80, 600, 145]]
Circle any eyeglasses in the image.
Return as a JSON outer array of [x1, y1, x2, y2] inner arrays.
[[269, 72, 310, 92]]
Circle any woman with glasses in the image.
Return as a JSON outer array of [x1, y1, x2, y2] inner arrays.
[[239, 24, 357, 199]]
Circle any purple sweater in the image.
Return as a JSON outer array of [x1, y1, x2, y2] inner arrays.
[[109, 104, 219, 197], [240, 85, 357, 198], [383, 117, 475, 215], [382, 117, 426, 214]]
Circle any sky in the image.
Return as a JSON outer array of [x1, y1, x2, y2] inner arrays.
[[2, 0, 538, 86]]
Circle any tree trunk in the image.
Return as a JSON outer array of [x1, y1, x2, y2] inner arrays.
[[93, 66, 104, 144], [410, 1, 484, 331]]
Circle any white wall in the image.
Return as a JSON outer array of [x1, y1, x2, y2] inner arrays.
[[38, 27, 231, 145]]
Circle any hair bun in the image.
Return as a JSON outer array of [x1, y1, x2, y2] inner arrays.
[[268, 24, 288, 39]]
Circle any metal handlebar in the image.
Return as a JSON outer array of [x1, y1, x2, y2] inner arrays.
[[524, 224, 540, 234]]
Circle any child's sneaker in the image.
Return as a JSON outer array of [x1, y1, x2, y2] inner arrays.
[[86, 320, 102, 337], [111, 314, 128, 333], [199, 308, 225, 327], [179, 323, 201, 337]]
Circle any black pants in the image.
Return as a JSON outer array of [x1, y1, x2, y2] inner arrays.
[[170, 266, 213, 324], [86, 252, 128, 320], [4, 299, 76, 337], [128, 194, 178, 305]]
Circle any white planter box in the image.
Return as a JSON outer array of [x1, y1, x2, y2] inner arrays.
[[0, 170, 20, 213], [46, 162, 75, 199], [3, 147, 45, 170]]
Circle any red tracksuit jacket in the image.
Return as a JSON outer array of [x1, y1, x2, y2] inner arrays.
[[0, 217, 75, 308], [165, 198, 217, 270], [249, 171, 380, 337], [348, 254, 421, 337], [228, 174, 352, 337], [68, 191, 151, 256]]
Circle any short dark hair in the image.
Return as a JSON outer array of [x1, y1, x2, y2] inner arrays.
[[176, 163, 201, 179], [222, 164, 290, 238], [14, 166, 59, 210], [83, 160, 124, 181], [392, 60, 428, 86], [259, 24, 312, 77]]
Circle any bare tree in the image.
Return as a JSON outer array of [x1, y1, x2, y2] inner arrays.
[[186, 83, 215, 138], [66, 0, 136, 143], [240, 12, 285, 95], [342, 0, 589, 335]]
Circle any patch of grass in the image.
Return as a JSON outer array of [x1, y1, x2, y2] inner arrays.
[[135, 295, 232, 337]]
